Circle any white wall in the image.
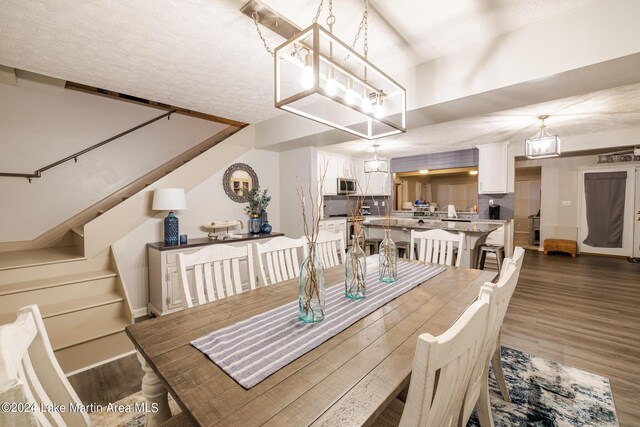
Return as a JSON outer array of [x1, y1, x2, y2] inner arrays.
[[113, 149, 280, 312], [278, 146, 317, 239], [0, 71, 227, 242]]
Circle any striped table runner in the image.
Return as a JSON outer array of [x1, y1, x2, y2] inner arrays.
[[191, 260, 446, 389]]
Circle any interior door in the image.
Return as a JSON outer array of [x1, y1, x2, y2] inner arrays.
[[578, 166, 636, 256], [634, 167, 640, 258]]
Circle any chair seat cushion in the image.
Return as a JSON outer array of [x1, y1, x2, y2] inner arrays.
[[160, 412, 196, 427]]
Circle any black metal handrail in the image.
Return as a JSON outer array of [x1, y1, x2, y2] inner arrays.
[[0, 110, 177, 182]]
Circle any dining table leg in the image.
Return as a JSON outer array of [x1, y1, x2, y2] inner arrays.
[[137, 351, 172, 426]]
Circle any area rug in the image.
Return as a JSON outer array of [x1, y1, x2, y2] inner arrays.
[[90, 347, 618, 426], [467, 347, 618, 426]]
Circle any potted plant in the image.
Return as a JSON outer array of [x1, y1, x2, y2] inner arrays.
[[245, 187, 271, 234]]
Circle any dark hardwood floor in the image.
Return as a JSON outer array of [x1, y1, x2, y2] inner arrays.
[[69, 251, 640, 426], [501, 251, 640, 427]]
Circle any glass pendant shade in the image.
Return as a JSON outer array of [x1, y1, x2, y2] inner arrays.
[[364, 144, 388, 173], [275, 24, 406, 140], [526, 116, 561, 159], [364, 158, 388, 173]]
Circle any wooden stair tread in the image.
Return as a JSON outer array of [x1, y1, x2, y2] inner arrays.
[[0, 247, 84, 271], [0, 269, 116, 296], [0, 291, 124, 325], [49, 315, 130, 352]]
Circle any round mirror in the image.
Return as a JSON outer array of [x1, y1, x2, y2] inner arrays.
[[223, 163, 259, 203]]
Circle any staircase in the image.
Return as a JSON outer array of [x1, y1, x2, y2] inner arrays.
[[0, 123, 250, 374], [0, 248, 133, 373]]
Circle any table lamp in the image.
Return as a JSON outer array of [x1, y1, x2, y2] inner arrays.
[[152, 188, 187, 245]]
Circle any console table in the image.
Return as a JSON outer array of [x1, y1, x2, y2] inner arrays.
[[147, 232, 283, 316]]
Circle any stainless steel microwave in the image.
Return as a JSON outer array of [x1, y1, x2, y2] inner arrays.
[[338, 178, 357, 195]]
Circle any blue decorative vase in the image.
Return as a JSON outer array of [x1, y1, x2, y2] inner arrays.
[[260, 209, 268, 227], [248, 214, 261, 234], [164, 212, 179, 246], [260, 221, 272, 234]]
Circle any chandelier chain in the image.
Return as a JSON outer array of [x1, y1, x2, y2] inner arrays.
[[251, 11, 274, 57], [312, 0, 324, 23]]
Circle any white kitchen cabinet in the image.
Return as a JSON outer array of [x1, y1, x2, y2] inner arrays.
[[318, 151, 338, 195], [147, 234, 282, 316], [477, 142, 509, 194], [319, 218, 347, 245]]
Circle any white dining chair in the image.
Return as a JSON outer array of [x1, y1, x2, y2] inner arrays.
[[490, 246, 525, 403], [459, 259, 521, 427], [255, 236, 307, 286], [373, 292, 491, 427], [0, 304, 90, 427], [176, 243, 256, 308], [314, 230, 346, 268], [410, 229, 465, 267]]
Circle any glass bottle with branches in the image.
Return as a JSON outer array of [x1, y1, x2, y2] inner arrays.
[[378, 195, 397, 282], [345, 174, 369, 299], [297, 165, 328, 323]]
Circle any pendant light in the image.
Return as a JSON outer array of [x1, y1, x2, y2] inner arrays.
[[364, 144, 388, 173], [525, 115, 561, 159], [250, 0, 406, 140]]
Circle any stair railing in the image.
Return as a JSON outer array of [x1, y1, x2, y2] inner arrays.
[[0, 110, 177, 182]]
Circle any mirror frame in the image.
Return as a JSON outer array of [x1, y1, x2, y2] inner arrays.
[[223, 163, 259, 203]]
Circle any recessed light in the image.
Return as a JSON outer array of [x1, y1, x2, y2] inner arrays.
[[469, 170, 478, 175], [419, 170, 429, 174]]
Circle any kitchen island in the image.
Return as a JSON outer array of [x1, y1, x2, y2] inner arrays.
[[363, 218, 504, 268]]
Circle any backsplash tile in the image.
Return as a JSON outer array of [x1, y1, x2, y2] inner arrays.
[[477, 193, 514, 219], [323, 195, 389, 217]]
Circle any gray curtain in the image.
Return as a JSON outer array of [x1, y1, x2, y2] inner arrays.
[[583, 171, 627, 248]]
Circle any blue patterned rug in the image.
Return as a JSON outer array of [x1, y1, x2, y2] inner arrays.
[[467, 347, 618, 426]]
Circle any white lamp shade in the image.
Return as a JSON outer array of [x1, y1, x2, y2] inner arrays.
[[152, 188, 187, 211]]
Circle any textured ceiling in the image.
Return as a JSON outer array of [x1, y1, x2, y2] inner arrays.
[[324, 82, 640, 158], [0, 0, 594, 125]]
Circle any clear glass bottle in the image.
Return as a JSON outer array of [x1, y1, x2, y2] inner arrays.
[[379, 233, 397, 283], [345, 237, 367, 299], [299, 243, 325, 323]]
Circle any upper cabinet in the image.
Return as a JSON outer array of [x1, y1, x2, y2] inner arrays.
[[477, 142, 509, 194], [318, 151, 389, 196]]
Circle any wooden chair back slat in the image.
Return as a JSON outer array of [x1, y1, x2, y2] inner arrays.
[[176, 244, 255, 308], [461, 250, 525, 424], [203, 263, 215, 302], [314, 231, 345, 268], [194, 264, 206, 305], [255, 237, 306, 286], [0, 305, 90, 427], [411, 229, 465, 267], [400, 294, 490, 427]]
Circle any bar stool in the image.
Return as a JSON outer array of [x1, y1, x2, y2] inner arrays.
[[364, 238, 383, 255], [396, 241, 413, 259], [477, 244, 505, 272]]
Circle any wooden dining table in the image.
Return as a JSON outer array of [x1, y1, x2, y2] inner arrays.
[[126, 260, 496, 427]]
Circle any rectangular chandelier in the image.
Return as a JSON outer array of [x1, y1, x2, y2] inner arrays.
[[274, 24, 406, 140], [525, 134, 561, 158]]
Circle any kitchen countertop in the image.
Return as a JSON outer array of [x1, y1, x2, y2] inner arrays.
[[363, 218, 502, 234]]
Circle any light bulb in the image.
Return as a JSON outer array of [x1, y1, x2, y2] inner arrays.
[[361, 89, 371, 112], [345, 79, 356, 105], [370, 159, 380, 169], [325, 67, 337, 97], [301, 53, 313, 90], [373, 97, 384, 119]]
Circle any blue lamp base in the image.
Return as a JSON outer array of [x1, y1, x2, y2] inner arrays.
[[164, 212, 179, 246]]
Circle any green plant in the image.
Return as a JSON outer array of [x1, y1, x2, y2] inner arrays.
[[244, 187, 271, 215]]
